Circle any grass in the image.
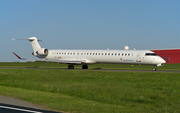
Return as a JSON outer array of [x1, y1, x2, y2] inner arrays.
[[0, 86, 133, 113], [0, 67, 180, 113]]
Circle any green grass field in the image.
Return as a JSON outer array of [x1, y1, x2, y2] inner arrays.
[[0, 62, 180, 113]]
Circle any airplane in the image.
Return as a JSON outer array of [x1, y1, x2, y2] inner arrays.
[[13, 37, 166, 71]]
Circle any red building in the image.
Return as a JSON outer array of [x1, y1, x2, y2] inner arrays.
[[151, 49, 180, 64]]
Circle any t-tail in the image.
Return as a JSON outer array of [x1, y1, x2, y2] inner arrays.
[[13, 37, 48, 57], [28, 37, 41, 52]]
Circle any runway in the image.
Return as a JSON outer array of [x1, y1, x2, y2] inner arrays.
[[0, 103, 60, 113], [0, 67, 180, 73], [0, 96, 60, 113]]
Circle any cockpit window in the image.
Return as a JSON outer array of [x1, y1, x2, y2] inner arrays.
[[145, 53, 158, 56]]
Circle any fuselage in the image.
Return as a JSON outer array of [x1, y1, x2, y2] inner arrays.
[[13, 37, 167, 70], [38, 49, 166, 66]]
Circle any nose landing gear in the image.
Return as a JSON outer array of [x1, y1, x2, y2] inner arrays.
[[153, 65, 157, 71]]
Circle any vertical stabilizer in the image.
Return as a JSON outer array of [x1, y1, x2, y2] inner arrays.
[[28, 37, 41, 52]]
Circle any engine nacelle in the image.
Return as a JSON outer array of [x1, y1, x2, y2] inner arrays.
[[36, 48, 48, 56], [32, 52, 38, 56]]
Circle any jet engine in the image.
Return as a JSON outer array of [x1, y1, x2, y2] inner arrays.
[[35, 48, 49, 56]]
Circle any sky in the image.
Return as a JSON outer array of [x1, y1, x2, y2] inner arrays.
[[0, 0, 179, 62]]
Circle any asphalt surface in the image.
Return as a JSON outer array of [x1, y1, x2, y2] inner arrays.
[[0, 96, 61, 113], [0, 96, 39, 109], [0, 103, 61, 113], [0, 67, 180, 73]]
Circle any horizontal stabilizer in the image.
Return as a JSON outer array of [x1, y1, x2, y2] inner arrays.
[[12, 37, 42, 53], [12, 38, 42, 42]]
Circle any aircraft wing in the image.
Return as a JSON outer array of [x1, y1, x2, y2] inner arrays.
[[35, 59, 82, 64], [13, 52, 82, 64]]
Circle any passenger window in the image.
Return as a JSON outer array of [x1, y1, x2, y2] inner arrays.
[[118, 53, 120, 56], [102, 53, 103, 55], [99, 53, 100, 55], [111, 53, 113, 55], [108, 53, 110, 55], [105, 53, 107, 55]]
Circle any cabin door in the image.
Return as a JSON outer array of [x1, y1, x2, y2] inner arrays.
[[136, 53, 141, 62]]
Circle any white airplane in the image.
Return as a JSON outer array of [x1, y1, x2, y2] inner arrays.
[[13, 37, 166, 71]]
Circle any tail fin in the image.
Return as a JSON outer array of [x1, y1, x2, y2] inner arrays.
[[28, 37, 42, 52], [13, 37, 42, 52]]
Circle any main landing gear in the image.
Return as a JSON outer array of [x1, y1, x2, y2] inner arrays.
[[68, 64, 74, 69], [68, 64, 88, 69], [82, 65, 88, 69], [153, 65, 157, 71]]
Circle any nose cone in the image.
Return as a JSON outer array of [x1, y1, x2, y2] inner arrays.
[[161, 58, 166, 64], [158, 57, 166, 64], [156, 57, 166, 67]]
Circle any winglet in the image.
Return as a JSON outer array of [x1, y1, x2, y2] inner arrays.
[[13, 52, 22, 59], [13, 52, 27, 60]]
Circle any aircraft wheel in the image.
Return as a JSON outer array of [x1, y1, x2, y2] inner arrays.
[[153, 65, 157, 71], [68, 65, 74, 69], [82, 65, 88, 69]]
